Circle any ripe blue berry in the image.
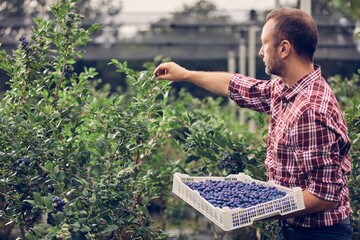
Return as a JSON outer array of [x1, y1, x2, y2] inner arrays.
[[19, 35, 29, 47], [64, 65, 73, 79], [52, 197, 65, 211], [12, 157, 30, 172]]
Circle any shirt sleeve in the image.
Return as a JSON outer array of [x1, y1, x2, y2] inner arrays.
[[292, 108, 343, 202], [228, 74, 273, 114]]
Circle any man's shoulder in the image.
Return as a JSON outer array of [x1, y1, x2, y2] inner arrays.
[[291, 77, 340, 121], [298, 77, 336, 108]]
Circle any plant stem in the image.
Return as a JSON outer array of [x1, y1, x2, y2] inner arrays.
[[210, 221, 218, 240], [88, 209, 111, 223], [214, 165, 223, 176], [220, 231, 227, 240], [20, 224, 26, 239], [110, 138, 124, 162], [54, 44, 69, 99], [0, 192, 9, 197]]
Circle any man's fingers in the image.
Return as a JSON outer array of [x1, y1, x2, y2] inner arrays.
[[154, 69, 168, 77], [156, 74, 170, 80], [154, 63, 169, 75], [154, 64, 170, 80], [154, 62, 180, 81]]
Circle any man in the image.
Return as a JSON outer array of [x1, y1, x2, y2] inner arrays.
[[154, 8, 352, 240]]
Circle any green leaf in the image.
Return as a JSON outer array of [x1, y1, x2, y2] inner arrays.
[[32, 224, 49, 236], [33, 192, 43, 205], [137, 205, 150, 216], [96, 138, 107, 156], [44, 197, 54, 211], [25, 232, 38, 240], [76, 97, 82, 105], [45, 161, 53, 171], [53, 165, 59, 176], [105, 160, 111, 170], [111, 59, 119, 65], [71, 198, 82, 211], [185, 155, 201, 163], [23, 200, 35, 205], [46, 232, 58, 238], [82, 189, 89, 197], [53, 212, 64, 225], [72, 221, 81, 229], [103, 224, 118, 233], [80, 225, 91, 232], [88, 23, 101, 34]]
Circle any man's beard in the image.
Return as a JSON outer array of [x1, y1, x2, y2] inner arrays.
[[265, 51, 284, 77]]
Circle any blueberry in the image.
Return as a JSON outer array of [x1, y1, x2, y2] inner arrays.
[[52, 197, 65, 211], [20, 35, 29, 47], [20, 157, 30, 165]]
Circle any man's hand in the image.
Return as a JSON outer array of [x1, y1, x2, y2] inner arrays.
[[154, 62, 189, 82]]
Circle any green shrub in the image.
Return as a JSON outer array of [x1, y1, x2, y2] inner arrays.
[[329, 72, 360, 238], [0, 1, 174, 239]]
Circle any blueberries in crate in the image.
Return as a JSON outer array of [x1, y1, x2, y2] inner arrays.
[[184, 180, 286, 209]]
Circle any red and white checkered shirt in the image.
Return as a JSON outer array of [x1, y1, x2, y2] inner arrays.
[[228, 65, 351, 227]]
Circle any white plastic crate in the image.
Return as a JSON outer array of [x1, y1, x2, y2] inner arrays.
[[172, 172, 305, 231]]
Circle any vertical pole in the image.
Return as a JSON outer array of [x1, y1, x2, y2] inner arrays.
[[248, 25, 258, 132], [275, 0, 281, 9], [248, 25, 257, 78], [237, 32, 247, 125], [300, 0, 312, 15], [227, 50, 236, 74], [239, 35, 246, 75]]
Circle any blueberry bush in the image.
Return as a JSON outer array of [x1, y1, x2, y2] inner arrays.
[[0, 0, 176, 239], [328, 73, 360, 238]]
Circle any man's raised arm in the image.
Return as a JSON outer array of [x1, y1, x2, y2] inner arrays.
[[154, 62, 233, 97]]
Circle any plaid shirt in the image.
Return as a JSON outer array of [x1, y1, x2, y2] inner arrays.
[[228, 65, 351, 227]]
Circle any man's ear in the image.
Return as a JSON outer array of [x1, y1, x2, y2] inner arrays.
[[279, 40, 291, 59]]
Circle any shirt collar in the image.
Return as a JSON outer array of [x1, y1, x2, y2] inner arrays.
[[281, 65, 321, 101]]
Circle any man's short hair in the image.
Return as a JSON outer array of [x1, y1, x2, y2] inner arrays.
[[266, 8, 319, 62]]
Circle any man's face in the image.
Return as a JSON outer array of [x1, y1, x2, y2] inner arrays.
[[259, 19, 285, 77]]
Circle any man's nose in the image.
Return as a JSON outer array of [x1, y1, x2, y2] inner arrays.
[[258, 46, 264, 57]]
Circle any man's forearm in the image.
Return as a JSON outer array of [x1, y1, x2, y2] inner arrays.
[[271, 189, 339, 220], [185, 71, 233, 97]]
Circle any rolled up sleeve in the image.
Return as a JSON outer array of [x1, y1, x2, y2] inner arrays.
[[228, 74, 273, 114]]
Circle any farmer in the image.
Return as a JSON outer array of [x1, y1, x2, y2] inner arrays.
[[154, 8, 352, 240]]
